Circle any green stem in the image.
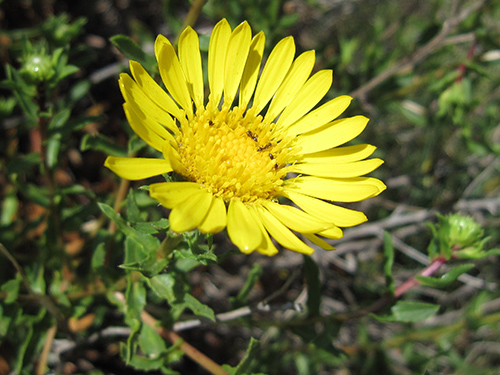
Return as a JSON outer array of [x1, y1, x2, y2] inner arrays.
[[174, 0, 207, 44]]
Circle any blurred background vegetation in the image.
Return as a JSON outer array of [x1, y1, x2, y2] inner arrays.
[[0, 0, 499, 374]]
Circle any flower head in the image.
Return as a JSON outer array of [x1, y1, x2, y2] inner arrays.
[[105, 19, 386, 256]]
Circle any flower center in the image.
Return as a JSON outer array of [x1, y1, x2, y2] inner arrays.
[[176, 104, 292, 203]]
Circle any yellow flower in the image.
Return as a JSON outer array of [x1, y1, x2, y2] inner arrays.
[[105, 19, 386, 256]]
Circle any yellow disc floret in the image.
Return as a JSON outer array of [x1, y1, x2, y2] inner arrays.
[[176, 104, 292, 203]]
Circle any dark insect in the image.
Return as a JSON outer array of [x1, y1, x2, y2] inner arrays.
[[274, 164, 279, 170], [247, 131, 258, 142], [269, 153, 275, 160], [208, 120, 214, 126], [257, 142, 272, 152]]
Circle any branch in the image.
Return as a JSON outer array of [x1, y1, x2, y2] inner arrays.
[[350, 0, 487, 100]]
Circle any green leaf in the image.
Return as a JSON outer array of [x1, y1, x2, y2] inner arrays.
[[81, 133, 128, 157], [304, 255, 321, 317], [110, 35, 156, 70], [1, 273, 22, 304], [1, 190, 19, 225], [138, 323, 167, 357], [183, 294, 215, 321], [222, 337, 261, 375], [18, 183, 50, 207], [383, 231, 395, 295], [46, 133, 61, 168], [91, 243, 106, 271], [149, 274, 215, 321], [125, 189, 142, 223], [373, 301, 440, 323], [5, 65, 38, 122], [7, 152, 41, 175], [416, 264, 475, 287], [48, 108, 71, 130], [149, 274, 176, 302], [126, 279, 146, 319], [98, 203, 159, 251], [231, 263, 262, 308]]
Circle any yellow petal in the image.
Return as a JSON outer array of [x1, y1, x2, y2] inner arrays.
[[317, 226, 343, 239], [252, 36, 295, 114], [266, 50, 315, 122], [179, 27, 204, 110], [208, 19, 231, 109], [227, 199, 263, 254], [129, 61, 184, 122], [283, 190, 367, 227], [262, 200, 331, 233], [169, 189, 213, 232], [156, 36, 193, 118], [162, 141, 186, 176], [300, 144, 376, 163], [287, 95, 352, 135], [223, 21, 252, 106], [104, 157, 172, 180], [255, 205, 314, 255], [123, 103, 173, 152], [290, 158, 384, 178], [198, 195, 227, 233], [149, 182, 200, 208], [239, 31, 265, 108], [295, 116, 369, 154], [303, 233, 335, 250], [286, 176, 386, 202], [119, 73, 179, 135], [246, 205, 279, 256], [277, 69, 332, 128]]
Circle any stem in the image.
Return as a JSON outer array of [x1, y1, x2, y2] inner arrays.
[[142, 312, 230, 375], [174, 0, 207, 44], [335, 256, 448, 322], [394, 256, 447, 298], [36, 325, 57, 375]]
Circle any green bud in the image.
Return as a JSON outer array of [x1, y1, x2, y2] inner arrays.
[[441, 214, 483, 248], [19, 54, 55, 84]]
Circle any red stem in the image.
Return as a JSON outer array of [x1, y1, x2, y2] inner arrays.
[[394, 256, 447, 298]]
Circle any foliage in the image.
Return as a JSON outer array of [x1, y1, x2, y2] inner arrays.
[[0, 0, 499, 374]]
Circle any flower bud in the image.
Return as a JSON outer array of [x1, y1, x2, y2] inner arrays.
[[441, 214, 483, 248], [19, 54, 55, 85]]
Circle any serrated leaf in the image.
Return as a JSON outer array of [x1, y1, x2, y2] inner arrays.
[[138, 323, 167, 357], [149, 274, 176, 302], [416, 264, 475, 287], [372, 301, 440, 323], [149, 274, 214, 321], [183, 294, 215, 321], [383, 231, 395, 295], [98, 202, 159, 251], [304, 255, 321, 317]]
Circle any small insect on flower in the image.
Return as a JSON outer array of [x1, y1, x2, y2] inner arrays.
[[257, 143, 272, 152], [246, 130, 258, 142], [104, 19, 386, 256]]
